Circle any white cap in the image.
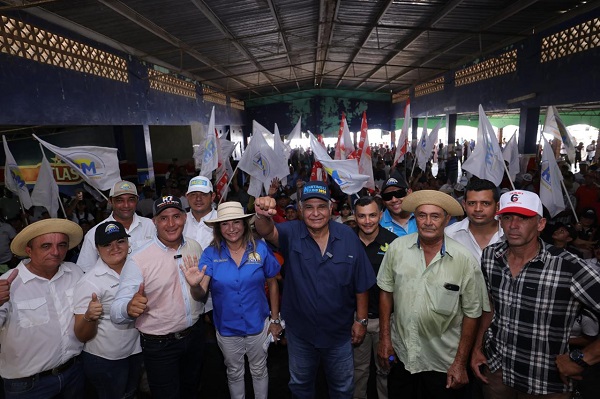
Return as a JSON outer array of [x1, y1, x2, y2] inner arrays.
[[186, 176, 213, 194], [497, 190, 543, 217]]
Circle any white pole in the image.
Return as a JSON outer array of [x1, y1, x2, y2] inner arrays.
[[560, 179, 579, 224]]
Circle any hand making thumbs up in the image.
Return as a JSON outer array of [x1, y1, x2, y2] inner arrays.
[[127, 283, 148, 318], [85, 293, 103, 322], [0, 269, 19, 306]]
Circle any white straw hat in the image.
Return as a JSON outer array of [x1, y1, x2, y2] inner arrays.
[[204, 202, 254, 225]]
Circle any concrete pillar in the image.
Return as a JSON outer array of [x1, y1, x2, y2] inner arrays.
[[411, 117, 419, 140], [133, 125, 155, 185], [447, 114, 457, 149], [518, 107, 540, 154]]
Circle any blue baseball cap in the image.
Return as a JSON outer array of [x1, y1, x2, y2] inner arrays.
[[301, 181, 330, 202]]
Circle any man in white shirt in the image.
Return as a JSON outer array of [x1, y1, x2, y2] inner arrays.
[[182, 176, 217, 249], [182, 176, 217, 318], [77, 181, 155, 272], [0, 219, 84, 398], [445, 179, 504, 261], [183, 176, 217, 313]]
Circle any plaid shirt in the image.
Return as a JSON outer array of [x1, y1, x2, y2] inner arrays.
[[481, 239, 600, 395]]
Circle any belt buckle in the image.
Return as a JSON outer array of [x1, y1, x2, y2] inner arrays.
[[174, 331, 183, 340]]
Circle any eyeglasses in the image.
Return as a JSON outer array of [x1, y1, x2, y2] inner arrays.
[[381, 190, 407, 201]]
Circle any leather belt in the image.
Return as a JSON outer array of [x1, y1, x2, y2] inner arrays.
[[368, 312, 379, 319], [140, 326, 193, 341], [36, 356, 78, 378]]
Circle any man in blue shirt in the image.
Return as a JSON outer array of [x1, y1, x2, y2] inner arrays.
[[254, 181, 376, 399], [379, 178, 417, 237]]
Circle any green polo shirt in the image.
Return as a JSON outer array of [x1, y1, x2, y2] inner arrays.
[[377, 233, 489, 374]]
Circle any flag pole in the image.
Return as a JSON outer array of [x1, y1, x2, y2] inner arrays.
[[560, 179, 579, 224], [38, 143, 67, 219], [217, 164, 240, 206], [501, 161, 516, 191]]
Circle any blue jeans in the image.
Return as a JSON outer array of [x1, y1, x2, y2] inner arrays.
[[81, 351, 143, 399], [286, 328, 354, 399], [3, 357, 84, 399], [140, 319, 205, 399]]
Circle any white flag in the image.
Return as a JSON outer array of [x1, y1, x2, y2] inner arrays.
[[284, 118, 302, 149], [543, 106, 576, 162], [238, 122, 288, 185], [416, 119, 429, 171], [273, 123, 292, 162], [3, 135, 32, 209], [334, 113, 355, 160], [200, 107, 218, 178], [309, 133, 369, 195], [540, 136, 565, 217], [31, 152, 60, 218], [461, 105, 506, 186], [247, 176, 263, 198], [427, 121, 441, 165], [393, 104, 411, 166], [34, 134, 120, 191], [502, 133, 520, 182], [219, 138, 236, 178]]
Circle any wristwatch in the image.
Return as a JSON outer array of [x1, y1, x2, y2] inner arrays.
[[355, 318, 368, 326], [270, 318, 281, 325], [569, 349, 589, 368]]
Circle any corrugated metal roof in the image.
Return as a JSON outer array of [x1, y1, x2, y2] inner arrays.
[[4, 0, 597, 100]]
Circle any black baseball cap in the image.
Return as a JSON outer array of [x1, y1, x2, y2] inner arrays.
[[153, 196, 185, 216], [95, 221, 130, 246]]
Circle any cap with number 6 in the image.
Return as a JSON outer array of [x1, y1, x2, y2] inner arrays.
[[496, 190, 543, 217]]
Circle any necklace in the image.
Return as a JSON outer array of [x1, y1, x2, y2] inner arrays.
[[228, 244, 245, 254]]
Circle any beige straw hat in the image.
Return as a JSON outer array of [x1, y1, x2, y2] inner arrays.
[[204, 202, 254, 225], [10, 219, 83, 257], [401, 190, 464, 217]]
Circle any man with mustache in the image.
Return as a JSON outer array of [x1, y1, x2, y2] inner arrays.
[[378, 190, 488, 399]]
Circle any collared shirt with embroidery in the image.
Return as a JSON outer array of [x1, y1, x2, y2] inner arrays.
[[74, 257, 141, 360], [0, 261, 84, 379], [481, 240, 600, 395], [356, 227, 398, 317], [203, 240, 280, 337], [377, 233, 488, 374], [110, 236, 203, 334], [445, 218, 504, 262], [78, 213, 156, 273], [276, 220, 376, 348], [379, 210, 417, 237]]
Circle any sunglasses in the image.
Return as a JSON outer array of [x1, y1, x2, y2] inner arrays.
[[382, 189, 407, 201]]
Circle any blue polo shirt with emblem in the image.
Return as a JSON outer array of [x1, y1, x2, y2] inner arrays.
[[276, 220, 376, 348], [202, 239, 280, 337], [380, 209, 417, 237]]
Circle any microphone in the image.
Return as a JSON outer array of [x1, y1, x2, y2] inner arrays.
[[325, 252, 333, 259], [174, 254, 182, 260]]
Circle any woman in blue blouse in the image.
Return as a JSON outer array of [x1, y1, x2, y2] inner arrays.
[[182, 201, 282, 399]]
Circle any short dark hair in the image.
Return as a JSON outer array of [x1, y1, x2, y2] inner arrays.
[[464, 179, 500, 202], [354, 196, 383, 211]]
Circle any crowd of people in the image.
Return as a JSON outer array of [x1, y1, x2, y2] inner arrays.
[[1, 136, 600, 399]]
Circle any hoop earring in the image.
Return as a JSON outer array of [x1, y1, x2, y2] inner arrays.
[[128, 247, 132, 255]]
